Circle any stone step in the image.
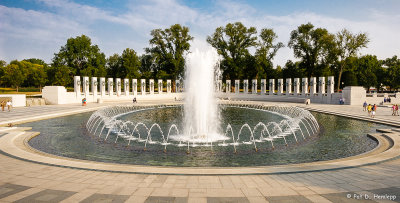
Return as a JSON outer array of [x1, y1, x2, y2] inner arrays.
[[391, 128, 400, 133]]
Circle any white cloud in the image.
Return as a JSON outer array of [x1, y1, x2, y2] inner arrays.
[[37, 0, 116, 22], [125, 0, 198, 26], [0, 5, 88, 62], [0, 0, 399, 66]]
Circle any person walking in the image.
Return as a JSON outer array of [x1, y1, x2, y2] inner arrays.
[[396, 104, 399, 116], [0, 100, 5, 111], [393, 105, 396, 116], [371, 104, 377, 118], [82, 98, 87, 106], [6, 100, 12, 112], [363, 101, 367, 111], [367, 104, 372, 117]]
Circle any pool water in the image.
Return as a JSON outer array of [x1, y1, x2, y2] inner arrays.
[[22, 106, 385, 167]]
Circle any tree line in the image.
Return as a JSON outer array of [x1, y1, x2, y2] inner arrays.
[[1, 22, 399, 92]]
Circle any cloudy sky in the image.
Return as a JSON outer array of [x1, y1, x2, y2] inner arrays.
[[1, 0, 399, 66]]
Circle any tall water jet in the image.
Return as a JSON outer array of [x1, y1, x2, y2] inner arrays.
[[182, 48, 226, 142]]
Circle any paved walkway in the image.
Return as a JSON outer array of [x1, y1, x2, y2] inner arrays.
[[0, 99, 181, 127], [0, 144, 399, 203], [1, 100, 400, 127], [302, 103, 400, 127], [0, 101, 399, 202]]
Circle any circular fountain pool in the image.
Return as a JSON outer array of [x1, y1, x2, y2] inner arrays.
[[86, 104, 319, 152], [24, 104, 383, 167]]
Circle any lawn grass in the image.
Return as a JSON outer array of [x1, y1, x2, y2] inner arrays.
[[0, 87, 41, 95]]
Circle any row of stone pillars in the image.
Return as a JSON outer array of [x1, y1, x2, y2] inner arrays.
[[73, 76, 177, 98], [74, 76, 335, 99], [216, 76, 335, 96]]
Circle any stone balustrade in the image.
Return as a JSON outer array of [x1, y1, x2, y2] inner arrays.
[[71, 76, 189, 98], [62, 75, 393, 105], [72, 76, 338, 98], [220, 76, 341, 104], [41, 75, 400, 106]]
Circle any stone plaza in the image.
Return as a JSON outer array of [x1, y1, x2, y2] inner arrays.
[[2, 1, 400, 202], [0, 96, 399, 202]]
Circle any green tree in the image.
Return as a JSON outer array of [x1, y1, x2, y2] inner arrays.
[[121, 48, 141, 79], [0, 60, 7, 68], [146, 24, 193, 90], [342, 71, 358, 86], [140, 54, 156, 79], [106, 53, 121, 78], [242, 54, 258, 79], [23, 58, 47, 66], [282, 60, 304, 79], [207, 22, 257, 80], [29, 64, 47, 91], [1, 63, 27, 91], [337, 55, 380, 91], [275, 65, 283, 79], [52, 35, 106, 77], [0, 60, 6, 86], [334, 29, 369, 90], [21, 59, 48, 89], [254, 28, 284, 79], [105, 49, 141, 80], [355, 55, 380, 91], [10, 60, 33, 88], [288, 23, 336, 78], [12, 61, 45, 89], [384, 56, 400, 91], [374, 65, 387, 92], [46, 65, 74, 86]]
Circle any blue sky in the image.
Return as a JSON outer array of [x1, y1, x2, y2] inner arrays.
[[1, 0, 399, 66]]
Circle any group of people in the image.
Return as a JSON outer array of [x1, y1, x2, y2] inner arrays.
[[363, 101, 400, 118], [384, 97, 392, 103], [392, 104, 399, 116], [363, 101, 378, 118], [1, 100, 12, 112]]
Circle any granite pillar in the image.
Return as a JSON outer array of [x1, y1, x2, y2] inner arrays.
[[269, 79, 275, 95]]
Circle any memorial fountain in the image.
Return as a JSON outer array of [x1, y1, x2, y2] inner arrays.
[[25, 47, 381, 167], [86, 48, 320, 153]]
